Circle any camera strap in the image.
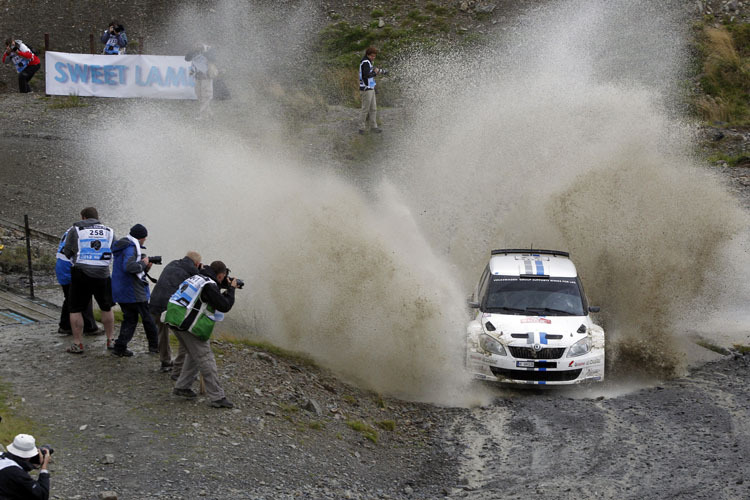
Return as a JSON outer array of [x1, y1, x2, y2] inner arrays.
[[145, 272, 157, 284]]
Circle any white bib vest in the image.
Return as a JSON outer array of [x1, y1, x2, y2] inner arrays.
[[75, 224, 114, 266]]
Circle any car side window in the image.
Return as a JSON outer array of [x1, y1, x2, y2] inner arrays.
[[477, 266, 490, 305]]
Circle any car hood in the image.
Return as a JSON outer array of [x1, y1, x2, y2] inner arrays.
[[481, 312, 596, 346]]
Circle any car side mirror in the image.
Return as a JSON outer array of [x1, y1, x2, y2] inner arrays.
[[467, 300, 480, 309], [588, 306, 600, 313]]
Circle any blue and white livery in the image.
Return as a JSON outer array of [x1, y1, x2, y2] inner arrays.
[[465, 249, 605, 385]]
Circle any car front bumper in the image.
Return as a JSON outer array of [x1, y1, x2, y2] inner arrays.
[[466, 344, 605, 385]]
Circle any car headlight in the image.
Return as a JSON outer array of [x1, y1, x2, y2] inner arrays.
[[479, 334, 507, 356], [567, 337, 592, 357]]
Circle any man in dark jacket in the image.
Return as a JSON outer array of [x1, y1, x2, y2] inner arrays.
[[0, 434, 50, 500], [358, 46, 383, 134], [165, 261, 238, 408], [149, 251, 202, 373], [110, 224, 158, 357]]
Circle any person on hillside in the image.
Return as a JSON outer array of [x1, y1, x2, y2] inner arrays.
[[185, 44, 218, 119], [358, 46, 383, 134], [3, 38, 41, 93], [110, 224, 159, 357], [55, 227, 101, 336], [148, 251, 202, 374], [165, 261, 238, 408], [101, 21, 127, 55], [0, 434, 51, 500], [61, 207, 116, 354]]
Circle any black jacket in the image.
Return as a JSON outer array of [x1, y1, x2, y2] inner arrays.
[[199, 267, 235, 313], [0, 453, 49, 500], [149, 257, 200, 314]]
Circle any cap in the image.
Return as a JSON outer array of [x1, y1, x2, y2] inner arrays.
[[129, 224, 148, 239]]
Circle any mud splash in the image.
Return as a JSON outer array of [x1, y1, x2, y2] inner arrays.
[[388, 0, 749, 379], [80, 0, 748, 405]]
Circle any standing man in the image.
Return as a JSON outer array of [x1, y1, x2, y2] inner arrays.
[[101, 21, 127, 54], [165, 261, 238, 408], [0, 434, 50, 499], [3, 38, 41, 93], [185, 44, 218, 119], [55, 227, 100, 336], [149, 251, 202, 374], [62, 207, 116, 354], [358, 46, 383, 135], [110, 224, 159, 357]]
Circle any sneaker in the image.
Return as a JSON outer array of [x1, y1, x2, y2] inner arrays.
[[160, 361, 173, 373], [372, 128, 382, 134], [57, 327, 72, 335], [173, 388, 197, 399], [83, 328, 105, 336], [210, 397, 234, 409], [111, 349, 134, 357], [148, 346, 159, 354], [106, 339, 115, 350], [66, 343, 84, 354]]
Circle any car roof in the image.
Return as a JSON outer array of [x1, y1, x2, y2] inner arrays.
[[488, 249, 578, 278]]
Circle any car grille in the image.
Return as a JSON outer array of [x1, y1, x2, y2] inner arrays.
[[508, 346, 566, 359], [490, 367, 582, 382]]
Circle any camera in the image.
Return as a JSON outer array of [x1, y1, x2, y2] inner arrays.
[[28, 445, 54, 465], [379, 68, 389, 76], [225, 276, 244, 289], [147, 255, 162, 265], [223, 268, 244, 289]]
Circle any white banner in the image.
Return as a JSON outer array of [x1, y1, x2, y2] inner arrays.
[[45, 51, 196, 99]]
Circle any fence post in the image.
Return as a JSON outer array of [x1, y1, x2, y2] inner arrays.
[[44, 33, 49, 51], [23, 215, 34, 299], [89, 33, 95, 54]]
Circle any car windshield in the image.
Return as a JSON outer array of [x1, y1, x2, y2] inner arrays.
[[483, 275, 585, 316]]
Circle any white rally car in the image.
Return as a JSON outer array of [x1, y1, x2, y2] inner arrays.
[[465, 249, 604, 385]]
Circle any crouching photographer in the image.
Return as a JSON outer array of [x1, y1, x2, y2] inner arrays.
[[0, 434, 51, 499], [165, 261, 241, 409]]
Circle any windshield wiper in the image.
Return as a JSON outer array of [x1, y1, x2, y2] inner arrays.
[[524, 307, 576, 316], [488, 306, 527, 314]]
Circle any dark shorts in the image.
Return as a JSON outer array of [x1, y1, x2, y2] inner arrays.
[[69, 267, 113, 313]]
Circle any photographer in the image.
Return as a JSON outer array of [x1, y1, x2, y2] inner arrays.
[[101, 21, 127, 55], [164, 261, 238, 408], [185, 43, 218, 119], [358, 46, 383, 134], [110, 224, 159, 357], [0, 434, 50, 500], [3, 38, 41, 93], [148, 251, 202, 374]]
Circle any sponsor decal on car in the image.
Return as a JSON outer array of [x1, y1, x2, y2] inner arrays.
[[521, 317, 552, 324]]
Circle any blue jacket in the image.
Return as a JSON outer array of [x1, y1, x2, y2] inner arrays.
[[111, 237, 150, 304], [55, 228, 72, 285]]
